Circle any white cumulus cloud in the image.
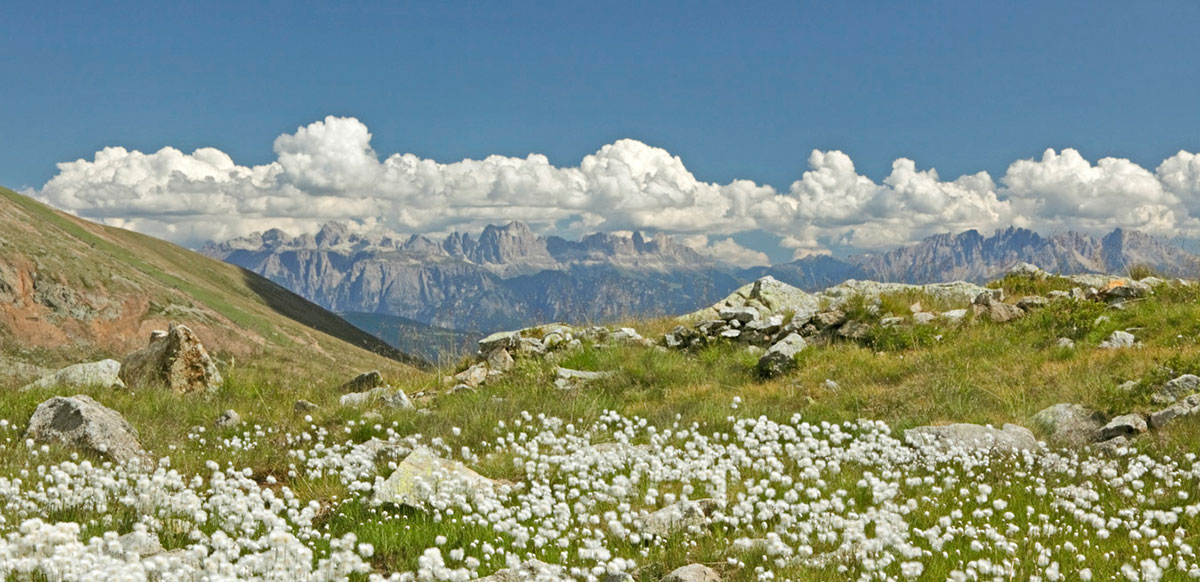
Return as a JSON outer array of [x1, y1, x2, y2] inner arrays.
[[29, 116, 1200, 258]]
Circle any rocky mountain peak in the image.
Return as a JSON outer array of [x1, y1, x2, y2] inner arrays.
[[315, 222, 353, 248]]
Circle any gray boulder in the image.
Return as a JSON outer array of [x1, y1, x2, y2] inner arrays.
[[374, 447, 495, 507], [213, 409, 241, 429], [1030, 403, 1106, 447], [643, 499, 715, 537], [554, 367, 613, 390], [340, 386, 414, 410], [756, 333, 807, 378], [1098, 330, 1137, 349], [1007, 262, 1049, 279], [905, 423, 1038, 454], [719, 307, 759, 323], [294, 399, 319, 413], [662, 564, 721, 582], [1056, 338, 1076, 349], [119, 323, 222, 393], [836, 320, 873, 340], [25, 395, 147, 463], [1149, 394, 1200, 430], [1016, 296, 1049, 311], [1152, 374, 1200, 405], [478, 330, 521, 354], [976, 301, 1024, 323], [1097, 413, 1147, 441], [20, 359, 125, 391], [486, 348, 515, 374], [339, 370, 384, 393]]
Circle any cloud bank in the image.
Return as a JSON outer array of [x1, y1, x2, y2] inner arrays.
[[30, 116, 1200, 258]]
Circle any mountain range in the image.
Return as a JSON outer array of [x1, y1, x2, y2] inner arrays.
[[202, 221, 1200, 343]]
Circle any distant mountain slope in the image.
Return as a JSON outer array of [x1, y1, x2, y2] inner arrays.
[[0, 187, 426, 387], [204, 220, 1200, 339], [203, 222, 741, 332], [851, 226, 1199, 283], [338, 312, 479, 366]]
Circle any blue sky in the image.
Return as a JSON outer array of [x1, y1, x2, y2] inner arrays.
[[5, 1, 1200, 261]]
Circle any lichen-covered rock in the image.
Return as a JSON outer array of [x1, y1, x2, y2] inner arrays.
[[1152, 374, 1200, 405], [554, 367, 612, 390], [339, 370, 383, 393], [662, 563, 721, 582], [756, 333, 806, 378], [1030, 403, 1106, 447], [1007, 262, 1049, 279], [1097, 413, 1147, 441], [119, 323, 221, 393], [374, 447, 495, 507], [25, 395, 147, 463], [1098, 330, 1137, 349], [20, 359, 125, 391], [905, 423, 1038, 453], [643, 499, 715, 537], [213, 409, 241, 429]]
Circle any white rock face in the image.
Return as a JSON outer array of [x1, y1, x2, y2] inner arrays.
[[374, 447, 495, 507], [20, 359, 125, 391], [25, 395, 147, 464], [905, 423, 1039, 453]]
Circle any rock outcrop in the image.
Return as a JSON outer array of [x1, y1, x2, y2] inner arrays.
[[25, 395, 147, 463], [20, 359, 125, 391], [119, 323, 222, 393], [1030, 403, 1107, 448]]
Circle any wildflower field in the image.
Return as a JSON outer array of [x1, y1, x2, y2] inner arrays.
[[2, 277, 1200, 581]]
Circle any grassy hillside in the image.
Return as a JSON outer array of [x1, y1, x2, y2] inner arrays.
[[0, 186, 426, 387]]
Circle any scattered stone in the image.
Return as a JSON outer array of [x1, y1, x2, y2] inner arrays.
[[973, 289, 1005, 306], [1030, 403, 1106, 448], [719, 329, 741, 339], [554, 367, 612, 390], [1152, 374, 1200, 405], [1016, 295, 1049, 311], [486, 348, 514, 374], [294, 399, 319, 413], [1098, 330, 1137, 349], [374, 447, 496, 507], [880, 316, 905, 327], [1097, 413, 1147, 441], [662, 563, 721, 582], [1149, 404, 1189, 430], [756, 333, 807, 378], [643, 499, 713, 537], [909, 302, 923, 314], [836, 320, 873, 340], [20, 359, 126, 391], [119, 323, 222, 393], [453, 363, 489, 388], [25, 395, 147, 464], [940, 309, 968, 323], [1116, 380, 1139, 392], [913, 312, 937, 325], [1056, 337, 1076, 349], [114, 528, 164, 558], [811, 310, 846, 330], [1091, 436, 1130, 456], [1098, 279, 1151, 303], [976, 300, 1025, 323], [905, 423, 1038, 453], [719, 306, 760, 323], [338, 370, 384, 393], [478, 330, 521, 354], [469, 559, 561, 582], [340, 386, 414, 410], [450, 383, 476, 394], [213, 409, 241, 429], [1007, 262, 1049, 279], [823, 379, 840, 391]]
